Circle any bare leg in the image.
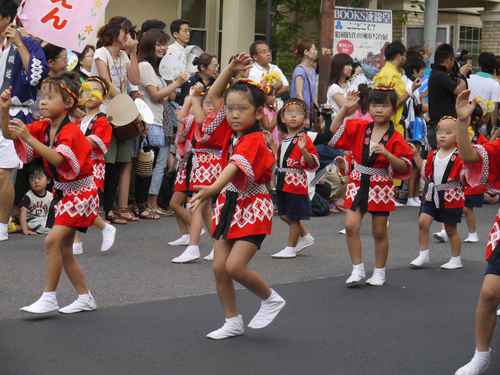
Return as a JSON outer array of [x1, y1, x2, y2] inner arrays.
[[345, 209, 363, 265], [372, 215, 389, 268], [61, 229, 90, 294], [212, 239, 238, 318], [464, 207, 477, 234], [170, 192, 191, 233], [475, 275, 500, 351], [189, 200, 207, 246], [147, 194, 158, 210], [117, 162, 132, 210], [418, 213, 433, 250], [408, 168, 417, 198], [202, 200, 212, 231], [0, 168, 14, 225], [287, 220, 301, 247], [226, 240, 271, 300], [74, 231, 81, 244], [93, 215, 106, 231], [445, 223, 461, 257], [43, 225, 73, 291]]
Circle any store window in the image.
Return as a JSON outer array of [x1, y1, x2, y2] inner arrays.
[[407, 26, 450, 49], [181, 0, 207, 50], [459, 26, 481, 65]]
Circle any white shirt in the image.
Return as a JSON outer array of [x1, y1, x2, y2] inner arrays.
[[468, 73, 500, 103], [326, 83, 347, 114], [433, 148, 456, 184], [159, 41, 197, 81], [248, 62, 289, 87], [0, 42, 12, 90]]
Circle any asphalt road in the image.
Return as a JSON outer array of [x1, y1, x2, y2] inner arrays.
[[0, 204, 498, 374]]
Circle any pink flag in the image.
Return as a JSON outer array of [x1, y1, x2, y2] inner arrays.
[[17, 0, 109, 53]]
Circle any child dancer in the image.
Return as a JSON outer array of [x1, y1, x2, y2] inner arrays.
[[0, 73, 98, 314], [171, 85, 229, 263], [272, 98, 319, 258], [409, 116, 465, 270], [330, 89, 413, 287], [454, 90, 500, 375], [190, 54, 286, 340], [73, 77, 116, 255]]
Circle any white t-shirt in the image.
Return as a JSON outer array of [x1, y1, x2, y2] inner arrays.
[[139, 61, 165, 126], [248, 63, 289, 87], [0, 43, 12, 90], [468, 73, 500, 103], [92, 47, 130, 95], [433, 148, 456, 184], [326, 83, 347, 114]]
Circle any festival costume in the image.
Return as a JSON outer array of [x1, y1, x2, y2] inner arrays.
[[462, 139, 500, 268], [80, 113, 112, 191], [420, 148, 464, 224], [189, 109, 232, 191], [212, 126, 275, 246], [14, 118, 99, 231], [174, 115, 196, 193], [464, 133, 489, 208], [329, 119, 413, 214], [276, 132, 319, 221]]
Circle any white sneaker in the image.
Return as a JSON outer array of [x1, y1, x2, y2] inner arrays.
[[172, 245, 200, 263], [204, 249, 214, 261], [441, 256, 463, 270], [101, 224, 116, 252], [410, 250, 430, 269], [338, 228, 346, 235], [407, 198, 421, 207], [455, 350, 491, 375], [201, 228, 207, 236], [168, 234, 190, 246], [271, 247, 297, 259], [59, 292, 97, 314], [206, 315, 245, 340], [366, 268, 386, 286], [0, 232, 7, 241], [295, 234, 314, 254], [395, 201, 405, 207], [20, 293, 59, 314], [248, 289, 286, 329], [72, 242, 84, 255], [497, 309, 500, 317], [433, 229, 449, 243], [464, 233, 480, 243], [346, 264, 366, 287]]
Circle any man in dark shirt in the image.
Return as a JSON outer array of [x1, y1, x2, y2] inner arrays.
[[428, 44, 470, 149]]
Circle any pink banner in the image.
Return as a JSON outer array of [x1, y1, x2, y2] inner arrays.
[[17, 0, 109, 53]]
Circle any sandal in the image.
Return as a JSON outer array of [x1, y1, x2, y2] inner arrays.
[[156, 207, 174, 216], [106, 211, 128, 225], [139, 208, 160, 220], [116, 208, 140, 222]]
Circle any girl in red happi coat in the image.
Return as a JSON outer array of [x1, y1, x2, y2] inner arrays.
[[409, 116, 465, 270], [271, 98, 319, 259], [72, 76, 116, 255], [454, 90, 500, 375], [190, 54, 286, 340], [0, 73, 98, 314], [330, 88, 413, 287]]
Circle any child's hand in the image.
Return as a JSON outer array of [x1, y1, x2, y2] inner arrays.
[[5, 25, 23, 48], [297, 133, 307, 151], [190, 82, 205, 97], [372, 144, 389, 157], [189, 187, 213, 211], [23, 229, 36, 236], [0, 88, 12, 111], [8, 118, 30, 141], [176, 72, 190, 85], [456, 90, 476, 121], [344, 91, 360, 114], [230, 53, 253, 75]]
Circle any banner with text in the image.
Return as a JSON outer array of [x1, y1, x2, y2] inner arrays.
[[334, 6, 393, 70]]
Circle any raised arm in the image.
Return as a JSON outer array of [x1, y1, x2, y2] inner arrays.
[[0, 89, 12, 139], [330, 91, 359, 134], [455, 90, 481, 163]]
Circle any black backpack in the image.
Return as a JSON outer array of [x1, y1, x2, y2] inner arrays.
[[311, 193, 330, 217]]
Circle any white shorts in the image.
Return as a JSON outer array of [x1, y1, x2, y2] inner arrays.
[[0, 133, 21, 169]]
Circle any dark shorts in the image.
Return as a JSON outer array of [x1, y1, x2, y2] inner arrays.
[[349, 208, 390, 217], [420, 200, 462, 224], [235, 235, 266, 250], [465, 194, 484, 208], [485, 245, 500, 276], [277, 191, 311, 221]]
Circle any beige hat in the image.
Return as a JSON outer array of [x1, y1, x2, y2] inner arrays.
[[107, 94, 140, 127]]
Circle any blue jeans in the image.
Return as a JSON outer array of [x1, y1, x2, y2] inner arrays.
[[316, 144, 343, 170], [149, 146, 168, 195]]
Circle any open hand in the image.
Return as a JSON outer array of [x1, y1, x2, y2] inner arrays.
[[297, 133, 307, 151], [0, 88, 12, 111], [456, 90, 476, 121], [230, 53, 253, 75], [189, 187, 213, 211], [344, 91, 360, 114], [8, 118, 30, 141], [5, 24, 23, 47], [176, 72, 190, 85]]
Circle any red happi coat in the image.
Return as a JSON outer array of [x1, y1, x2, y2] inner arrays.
[[212, 129, 275, 240], [174, 115, 196, 193], [423, 149, 465, 209], [14, 118, 99, 229], [464, 133, 489, 197], [189, 109, 232, 191], [462, 139, 500, 261], [80, 113, 112, 191], [329, 119, 413, 213], [277, 132, 319, 196]]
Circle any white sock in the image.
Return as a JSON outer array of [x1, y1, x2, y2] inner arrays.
[[0, 223, 7, 234], [469, 232, 478, 236], [353, 263, 365, 272], [42, 291, 57, 300], [373, 267, 386, 276], [420, 249, 430, 256], [451, 256, 461, 261], [102, 223, 113, 232], [285, 246, 296, 252], [474, 349, 491, 359]]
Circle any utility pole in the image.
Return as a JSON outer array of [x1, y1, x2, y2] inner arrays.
[[266, 0, 273, 47], [319, 0, 335, 104]]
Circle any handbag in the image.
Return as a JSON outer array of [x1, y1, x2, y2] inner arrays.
[[135, 138, 154, 177], [146, 123, 165, 147]]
